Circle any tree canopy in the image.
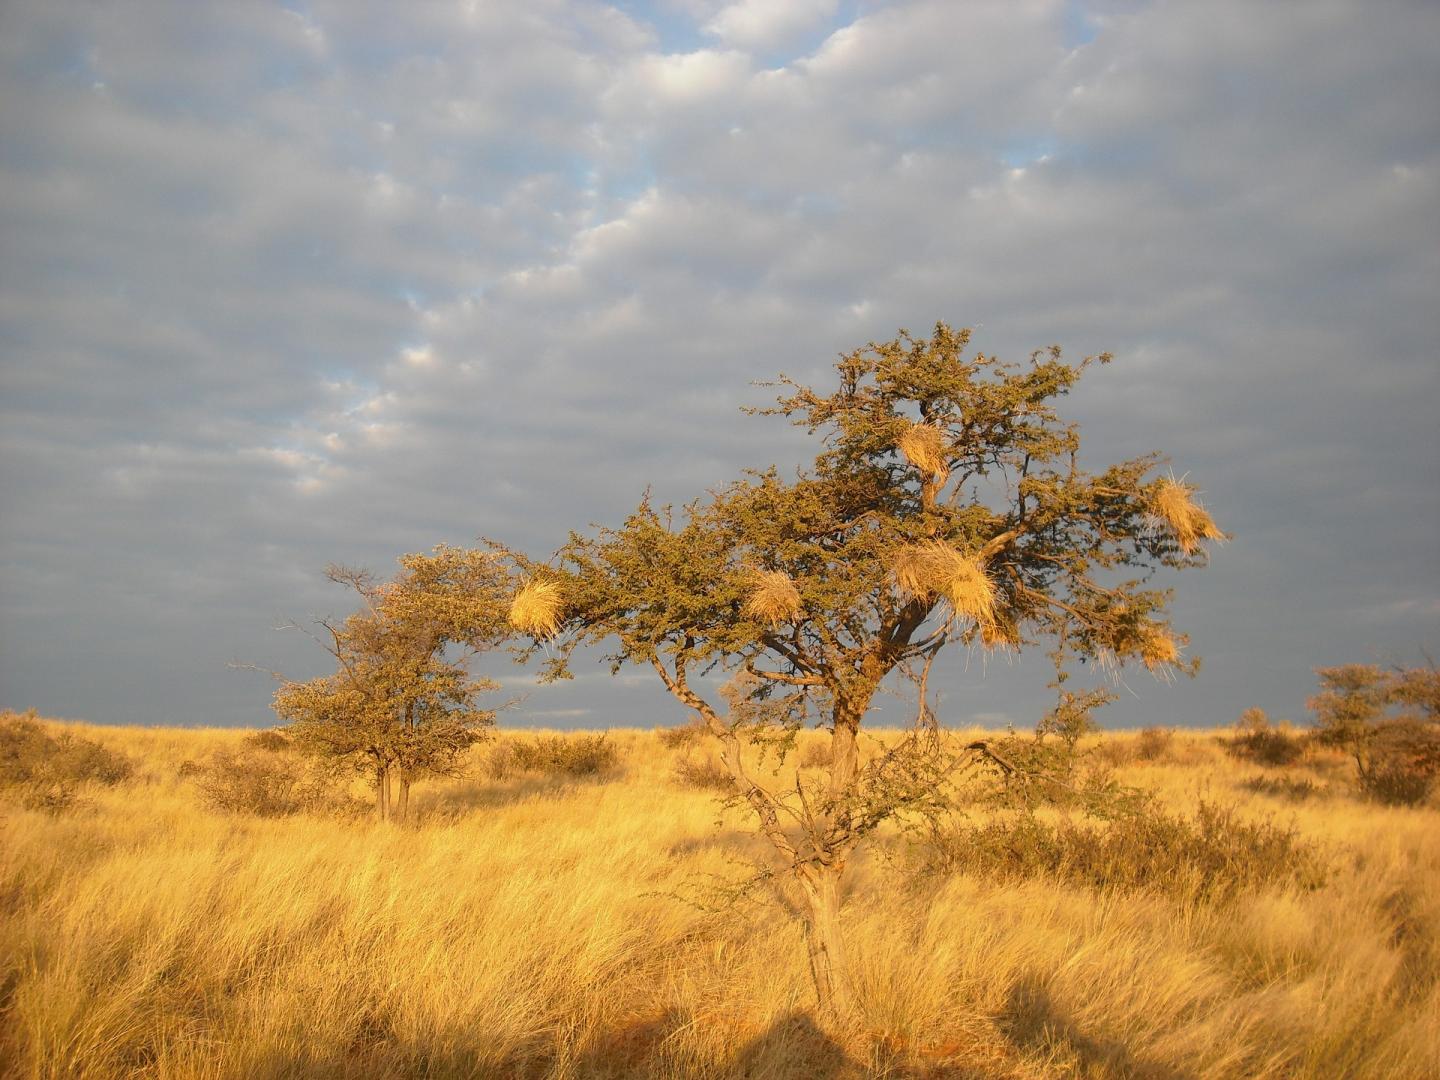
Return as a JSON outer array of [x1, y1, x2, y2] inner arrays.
[[275, 545, 512, 822]]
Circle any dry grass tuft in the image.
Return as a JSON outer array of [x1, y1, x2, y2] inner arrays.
[[509, 578, 565, 638], [896, 422, 949, 480], [1151, 475, 1226, 555], [893, 541, 995, 627], [744, 570, 802, 626]]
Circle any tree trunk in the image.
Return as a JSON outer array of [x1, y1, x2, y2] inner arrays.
[[375, 768, 389, 822], [829, 697, 867, 799], [396, 770, 410, 824], [797, 860, 850, 1020]]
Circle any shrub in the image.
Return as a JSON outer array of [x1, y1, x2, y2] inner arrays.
[[674, 755, 734, 791], [195, 750, 345, 817], [1226, 709, 1304, 766], [798, 742, 832, 769], [1240, 774, 1320, 801], [508, 733, 618, 777], [658, 719, 706, 749], [1134, 726, 1174, 762], [920, 801, 1327, 901], [1358, 764, 1433, 807], [0, 713, 134, 789], [244, 729, 292, 753]]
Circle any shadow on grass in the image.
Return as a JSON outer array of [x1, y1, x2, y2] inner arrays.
[[1000, 975, 1196, 1080], [411, 773, 615, 821]]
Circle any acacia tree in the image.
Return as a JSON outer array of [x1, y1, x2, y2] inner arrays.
[[274, 546, 512, 822], [1310, 661, 1440, 799], [511, 324, 1224, 1015]]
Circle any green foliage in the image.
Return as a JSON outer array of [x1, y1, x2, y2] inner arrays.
[[273, 547, 513, 818], [1310, 663, 1440, 803], [919, 801, 1327, 902], [503, 323, 1224, 1014]]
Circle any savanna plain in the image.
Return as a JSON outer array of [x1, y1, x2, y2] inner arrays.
[[1, 716, 1436, 1079]]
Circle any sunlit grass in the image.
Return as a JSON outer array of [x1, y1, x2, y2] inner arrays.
[[1, 720, 1436, 1078]]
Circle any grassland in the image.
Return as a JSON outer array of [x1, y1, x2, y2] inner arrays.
[[1, 719, 1437, 1078]]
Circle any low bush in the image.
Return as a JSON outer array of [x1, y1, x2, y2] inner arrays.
[[243, 729, 292, 753], [507, 734, 618, 778], [1359, 764, 1432, 807], [1, 713, 134, 793], [673, 755, 734, 791], [1226, 709, 1305, 766], [1134, 726, 1174, 762], [1240, 774, 1320, 801], [920, 800, 1327, 901], [195, 750, 346, 817], [657, 720, 706, 749], [798, 742, 832, 769]]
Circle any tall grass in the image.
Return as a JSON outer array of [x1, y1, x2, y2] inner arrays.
[[0, 720, 1436, 1078]]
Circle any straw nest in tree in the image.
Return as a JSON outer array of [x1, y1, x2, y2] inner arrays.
[[1151, 476, 1226, 555], [509, 579, 565, 638], [1140, 625, 1181, 670], [897, 423, 949, 480], [744, 570, 802, 627], [892, 541, 996, 627]]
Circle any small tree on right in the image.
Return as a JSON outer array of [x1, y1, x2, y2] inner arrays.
[[514, 323, 1227, 1017], [1310, 661, 1440, 804]]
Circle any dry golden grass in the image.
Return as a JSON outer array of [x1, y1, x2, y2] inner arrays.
[[1, 719, 1437, 1079], [744, 570, 803, 627], [1151, 476, 1227, 555], [510, 579, 565, 638]]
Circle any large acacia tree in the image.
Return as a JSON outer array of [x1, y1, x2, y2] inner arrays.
[[275, 546, 512, 822], [513, 324, 1224, 1015]]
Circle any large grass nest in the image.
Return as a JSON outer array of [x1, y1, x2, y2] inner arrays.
[[509, 579, 565, 638], [743, 570, 802, 627], [1140, 625, 1181, 671], [897, 423, 949, 481], [893, 541, 996, 627], [1151, 476, 1226, 555]]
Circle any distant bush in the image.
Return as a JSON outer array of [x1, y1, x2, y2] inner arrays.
[[920, 801, 1326, 901], [195, 749, 346, 817], [507, 734, 618, 778], [1134, 726, 1174, 762], [0, 713, 134, 800], [1310, 662, 1439, 805], [657, 720, 706, 749], [1225, 708, 1305, 767], [244, 730, 292, 753], [1357, 762, 1432, 807], [1240, 774, 1320, 801], [798, 742, 832, 769], [674, 755, 734, 791]]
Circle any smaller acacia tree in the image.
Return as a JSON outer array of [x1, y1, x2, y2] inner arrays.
[[274, 546, 512, 822], [506, 323, 1225, 1017], [1310, 661, 1440, 803]]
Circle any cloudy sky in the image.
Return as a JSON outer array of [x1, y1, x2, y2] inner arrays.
[[1, 0, 1436, 732]]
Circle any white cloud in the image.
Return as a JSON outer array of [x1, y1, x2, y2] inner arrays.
[[704, 0, 838, 52]]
